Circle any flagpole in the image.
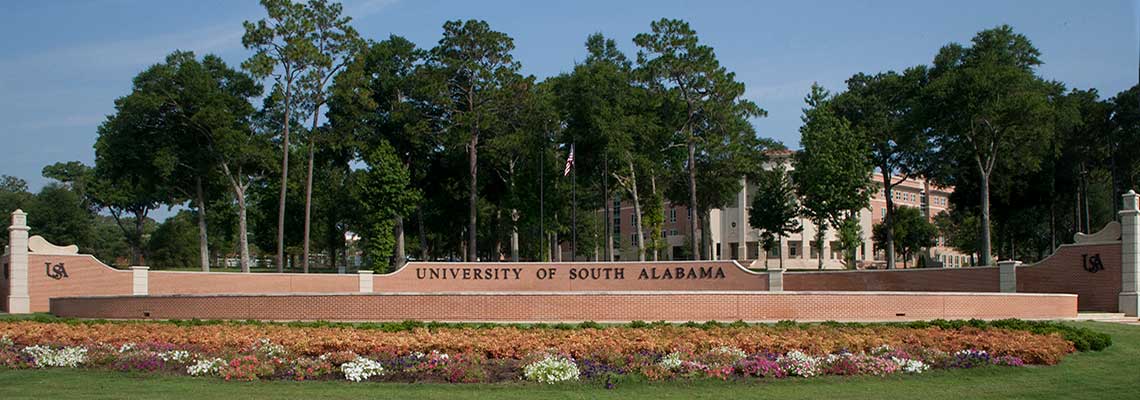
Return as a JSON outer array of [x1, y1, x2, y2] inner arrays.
[[539, 133, 545, 262], [571, 142, 577, 262]]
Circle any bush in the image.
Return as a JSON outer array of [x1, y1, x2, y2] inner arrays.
[[523, 355, 580, 384]]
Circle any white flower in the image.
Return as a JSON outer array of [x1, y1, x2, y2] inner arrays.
[[523, 355, 580, 384], [341, 356, 385, 382], [892, 357, 929, 374], [187, 358, 227, 376], [777, 350, 821, 377], [254, 338, 287, 358], [158, 350, 192, 363], [658, 352, 684, 370], [709, 346, 748, 362], [0, 336, 14, 348], [23, 345, 87, 368], [118, 343, 137, 353]]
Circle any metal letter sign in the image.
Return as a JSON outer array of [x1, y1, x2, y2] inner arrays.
[[45, 262, 69, 280], [1081, 254, 1104, 273]]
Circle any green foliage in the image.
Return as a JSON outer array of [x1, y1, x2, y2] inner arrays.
[[749, 166, 801, 265], [873, 206, 937, 267], [793, 84, 873, 268], [835, 215, 863, 268], [147, 212, 202, 269], [354, 141, 420, 272]]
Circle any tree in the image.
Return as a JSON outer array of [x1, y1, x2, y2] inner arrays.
[[329, 35, 433, 266], [832, 68, 929, 269], [243, 0, 318, 272], [147, 211, 201, 269], [873, 206, 937, 268], [93, 64, 190, 265], [924, 25, 1054, 266], [426, 19, 521, 262], [0, 176, 34, 244], [748, 165, 801, 268], [354, 141, 420, 272], [297, 0, 361, 273], [793, 83, 873, 269], [836, 214, 863, 268], [634, 18, 766, 259]]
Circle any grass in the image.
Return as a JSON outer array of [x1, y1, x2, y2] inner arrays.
[[0, 320, 1135, 399]]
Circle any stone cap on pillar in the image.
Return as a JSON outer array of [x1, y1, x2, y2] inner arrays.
[[9, 209, 28, 230], [357, 270, 374, 275], [1122, 190, 1139, 214], [130, 266, 150, 271]]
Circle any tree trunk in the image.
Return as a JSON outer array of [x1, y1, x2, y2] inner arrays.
[[510, 209, 519, 262], [195, 177, 210, 272], [779, 236, 785, 269], [816, 222, 826, 270], [276, 89, 291, 273], [302, 139, 314, 273], [417, 207, 429, 260], [700, 208, 712, 261], [882, 173, 896, 270], [603, 158, 613, 261], [467, 133, 478, 262], [131, 209, 146, 266], [980, 171, 993, 265], [394, 215, 406, 269], [236, 183, 250, 273], [687, 140, 699, 260], [626, 160, 646, 262], [651, 175, 660, 262]]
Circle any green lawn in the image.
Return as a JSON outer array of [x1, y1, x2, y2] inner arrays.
[[0, 321, 1135, 399]]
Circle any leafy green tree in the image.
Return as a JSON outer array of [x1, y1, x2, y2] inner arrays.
[[924, 25, 1054, 266], [354, 141, 420, 272], [0, 176, 33, 244], [832, 68, 929, 269], [836, 214, 863, 268], [1110, 84, 1140, 193], [793, 83, 873, 269], [147, 211, 201, 269], [92, 63, 192, 265], [748, 166, 801, 268], [634, 18, 766, 260], [873, 206, 937, 268], [297, 0, 361, 273], [425, 19, 521, 262], [330, 34, 444, 265], [243, 0, 318, 271]]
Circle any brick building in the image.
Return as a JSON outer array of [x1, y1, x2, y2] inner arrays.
[[597, 150, 973, 269]]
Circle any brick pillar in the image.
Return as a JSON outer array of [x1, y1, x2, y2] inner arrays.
[[358, 270, 374, 293], [130, 266, 149, 295], [768, 266, 784, 292], [1119, 190, 1139, 316], [7, 210, 30, 314], [998, 260, 1017, 293]]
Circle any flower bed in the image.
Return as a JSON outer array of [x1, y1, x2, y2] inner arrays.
[[0, 319, 1088, 384]]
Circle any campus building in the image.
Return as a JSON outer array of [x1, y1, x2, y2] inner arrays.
[[605, 150, 973, 269]]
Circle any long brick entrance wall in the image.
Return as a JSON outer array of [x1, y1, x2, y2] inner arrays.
[[49, 291, 1077, 322], [6, 190, 1140, 319]]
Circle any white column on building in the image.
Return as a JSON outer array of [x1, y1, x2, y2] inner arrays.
[[738, 176, 748, 261], [1119, 190, 1139, 316], [7, 210, 30, 314]]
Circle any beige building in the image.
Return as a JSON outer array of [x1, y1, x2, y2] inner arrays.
[[604, 150, 972, 269]]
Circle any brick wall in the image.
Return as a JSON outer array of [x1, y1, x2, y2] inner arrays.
[[48, 291, 1077, 322], [16, 241, 1124, 315], [29, 255, 131, 312], [785, 267, 999, 292], [1016, 243, 1121, 312]]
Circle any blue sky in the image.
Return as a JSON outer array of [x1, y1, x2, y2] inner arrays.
[[1, 0, 1137, 192]]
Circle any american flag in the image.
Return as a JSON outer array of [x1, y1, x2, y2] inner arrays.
[[563, 144, 575, 177]]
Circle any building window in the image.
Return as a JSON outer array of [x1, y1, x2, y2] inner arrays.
[[789, 243, 800, 258], [766, 245, 780, 258], [669, 208, 677, 223], [809, 241, 819, 259], [631, 214, 636, 224], [670, 229, 678, 236]]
